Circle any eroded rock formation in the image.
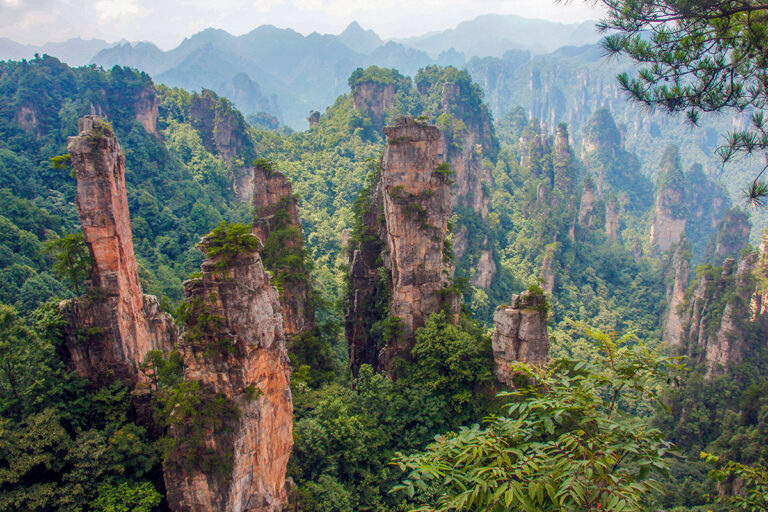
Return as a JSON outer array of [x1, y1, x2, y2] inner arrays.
[[165, 231, 292, 512], [663, 239, 691, 346], [252, 161, 314, 339], [60, 116, 175, 387], [134, 87, 159, 136], [491, 291, 550, 386], [346, 117, 456, 375], [352, 80, 394, 130], [189, 90, 257, 201], [650, 146, 687, 254]]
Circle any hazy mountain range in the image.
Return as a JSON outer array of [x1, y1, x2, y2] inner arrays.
[[0, 15, 601, 128]]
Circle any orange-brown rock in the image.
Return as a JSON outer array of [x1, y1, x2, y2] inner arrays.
[[381, 117, 455, 366], [60, 116, 175, 386], [492, 291, 550, 386], [164, 233, 292, 512], [252, 161, 314, 339], [346, 117, 457, 376]]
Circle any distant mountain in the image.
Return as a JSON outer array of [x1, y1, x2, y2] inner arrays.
[[338, 21, 383, 54], [0, 37, 113, 66], [396, 14, 600, 57]]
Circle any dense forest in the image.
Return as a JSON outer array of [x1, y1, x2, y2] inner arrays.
[[0, 49, 767, 512]]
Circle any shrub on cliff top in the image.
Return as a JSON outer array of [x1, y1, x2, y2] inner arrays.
[[198, 221, 259, 262]]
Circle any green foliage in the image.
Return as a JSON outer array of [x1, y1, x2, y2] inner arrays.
[[199, 221, 260, 264], [348, 66, 403, 88], [393, 329, 683, 511], [44, 233, 93, 296], [90, 480, 162, 512]]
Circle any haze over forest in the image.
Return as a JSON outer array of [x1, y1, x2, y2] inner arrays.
[[2, 2, 768, 512]]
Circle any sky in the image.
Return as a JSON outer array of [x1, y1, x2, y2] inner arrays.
[[0, 0, 606, 49]]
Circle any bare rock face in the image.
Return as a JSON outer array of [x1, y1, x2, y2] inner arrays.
[[605, 198, 619, 240], [663, 240, 691, 346], [134, 87, 159, 136], [352, 81, 394, 130], [677, 253, 768, 377], [189, 90, 256, 201], [709, 209, 751, 263], [492, 291, 549, 386], [650, 147, 687, 254], [471, 247, 496, 289], [541, 250, 556, 295], [381, 117, 454, 364], [346, 117, 457, 376], [60, 116, 175, 386], [252, 162, 314, 339], [578, 179, 596, 228], [15, 105, 38, 132], [165, 235, 292, 512]]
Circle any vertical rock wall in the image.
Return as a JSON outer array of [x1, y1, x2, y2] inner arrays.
[[60, 115, 175, 386], [380, 117, 454, 366], [252, 162, 314, 339], [491, 291, 550, 386], [164, 234, 292, 512], [352, 81, 395, 130]]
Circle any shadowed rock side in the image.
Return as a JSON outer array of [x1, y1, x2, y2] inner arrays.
[[189, 90, 257, 201], [492, 291, 549, 387], [346, 117, 457, 376], [663, 239, 691, 346], [650, 147, 687, 254], [352, 80, 394, 131], [438, 81, 498, 287], [675, 250, 768, 378], [165, 233, 292, 512], [60, 116, 175, 387], [252, 162, 314, 339]]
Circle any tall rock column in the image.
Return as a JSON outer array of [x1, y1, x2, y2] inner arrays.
[[650, 146, 687, 254], [663, 239, 691, 346], [491, 290, 550, 386], [60, 116, 175, 386], [380, 117, 454, 368], [164, 231, 292, 512], [252, 161, 314, 339]]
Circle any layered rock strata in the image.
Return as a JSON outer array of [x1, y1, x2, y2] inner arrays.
[[346, 117, 456, 375], [252, 161, 314, 339], [165, 232, 292, 512], [60, 116, 175, 387], [491, 291, 550, 386]]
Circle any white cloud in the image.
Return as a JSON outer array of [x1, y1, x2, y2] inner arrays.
[[95, 0, 144, 21]]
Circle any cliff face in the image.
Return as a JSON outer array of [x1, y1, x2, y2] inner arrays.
[[709, 209, 751, 263], [352, 81, 394, 130], [252, 162, 314, 340], [491, 291, 549, 386], [134, 87, 159, 136], [346, 117, 456, 375], [381, 117, 454, 365], [60, 116, 175, 386], [673, 251, 768, 377], [165, 233, 292, 512], [650, 146, 687, 254], [189, 90, 256, 201], [663, 240, 691, 346]]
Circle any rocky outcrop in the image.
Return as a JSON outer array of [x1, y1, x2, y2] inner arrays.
[[352, 81, 394, 130], [381, 117, 454, 364], [605, 198, 619, 240], [709, 209, 751, 263], [676, 251, 768, 377], [650, 146, 687, 254], [578, 178, 596, 228], [252, 161, 314, 340], [346, 117, 456, 376], [663, 239, 691, 346], [491, 291, 549, 386], [60, 116, 175, 387], [15, 105, 38, 131], [165, 232, 292, 512], [189, 90, 257, 201], [307, 111, 320, 128], [134, 87, 159, 136]]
